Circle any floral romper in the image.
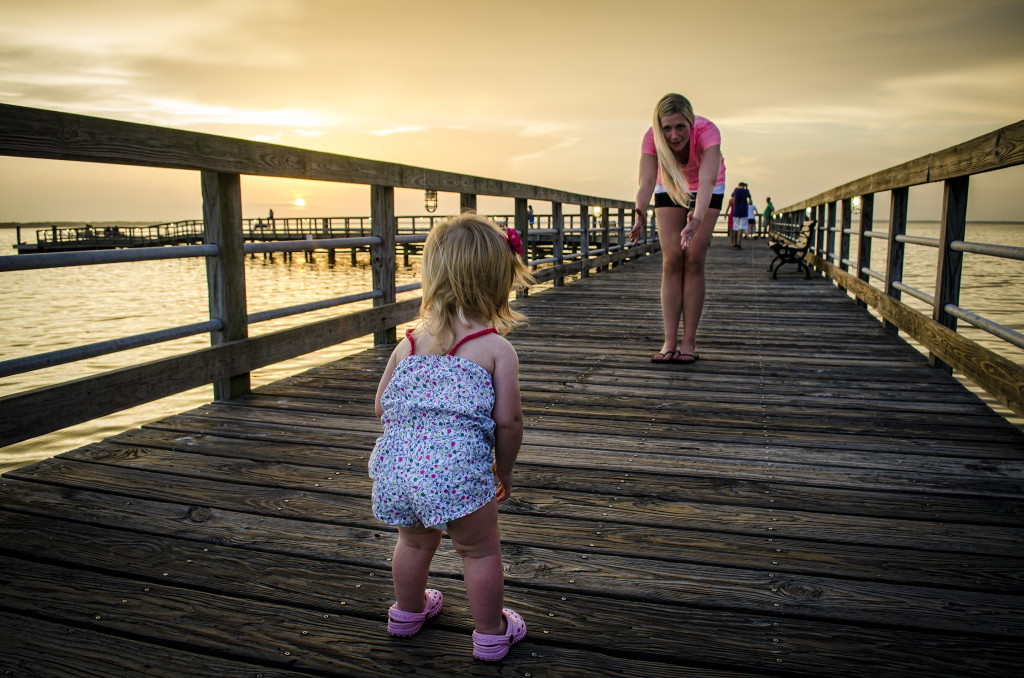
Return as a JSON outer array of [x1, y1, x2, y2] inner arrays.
[[369, 328, 498, 529]]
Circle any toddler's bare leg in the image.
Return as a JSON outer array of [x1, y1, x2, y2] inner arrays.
[[393, 525, 443, 612], [447, 501, 505, 635]]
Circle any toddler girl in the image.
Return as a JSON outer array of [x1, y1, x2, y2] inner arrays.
[[369, 211, 533, 661]]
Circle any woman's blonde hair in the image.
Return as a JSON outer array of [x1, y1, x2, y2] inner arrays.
[[651, 93, 695, 209], [419, 211, 534, 350]]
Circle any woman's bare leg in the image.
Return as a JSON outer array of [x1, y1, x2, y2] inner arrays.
[[655, 206, 688, 356], [678, 207, 721, 357]]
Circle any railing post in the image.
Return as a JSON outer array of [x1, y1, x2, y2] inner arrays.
[[371, 184, 397, 346], [855, 193, 874, 308], [615, 207, 625, 266], [460, 193, 477, 213], [201, 170, 249, 400], [601, 207, 610, 271], [930, 176, 969, 372], [884, 187, 909, 333], [514, 197, 529, 298], [552, 201, 564, 287], [815, 204, 826, 257], [840, 198, 852, 272], [580, 205, 590, 278], [826, 201, 837, 264]]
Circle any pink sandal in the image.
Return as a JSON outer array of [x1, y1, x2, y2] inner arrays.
[[387, 589, 443, 637], [472, 608, 527, 661]]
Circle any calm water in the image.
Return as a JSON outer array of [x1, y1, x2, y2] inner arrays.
[[2, 220, 1022, 473]]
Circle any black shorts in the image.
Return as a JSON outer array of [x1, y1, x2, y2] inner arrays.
[[654, 191, 724, 210]]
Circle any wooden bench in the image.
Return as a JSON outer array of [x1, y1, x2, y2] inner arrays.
[[767, 219, 815, 279]]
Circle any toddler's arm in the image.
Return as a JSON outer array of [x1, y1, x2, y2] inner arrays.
[[374, 338, 410, 419], [491, 339, 523, 500]]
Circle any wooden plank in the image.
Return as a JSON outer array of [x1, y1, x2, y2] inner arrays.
[[7, 452, 1024, 602], [0, 612, 315, 678], [1, 483, 1021, 676], [121, 418, 1023, 519]]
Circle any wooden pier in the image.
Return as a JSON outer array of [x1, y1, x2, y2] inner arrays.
[[2, 241, 1022, 677]]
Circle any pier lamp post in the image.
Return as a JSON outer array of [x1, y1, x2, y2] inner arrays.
[[424, 190, 438, 213]]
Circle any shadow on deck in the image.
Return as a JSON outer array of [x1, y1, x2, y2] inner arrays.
[[2, 238, 1023, 677]]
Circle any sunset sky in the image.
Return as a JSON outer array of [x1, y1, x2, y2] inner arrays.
[[1, 0, 1022, 222]]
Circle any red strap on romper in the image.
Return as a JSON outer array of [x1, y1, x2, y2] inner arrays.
[[448, 328, 497, 355], [406, 327, 497, 356]]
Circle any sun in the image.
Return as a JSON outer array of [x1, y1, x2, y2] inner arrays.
[[294, 197, 306, 207]]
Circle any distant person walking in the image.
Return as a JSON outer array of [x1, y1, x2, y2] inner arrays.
[[631, 93, 726, 365], [724, 182, 753, 249], [762, 197, 775, 236]]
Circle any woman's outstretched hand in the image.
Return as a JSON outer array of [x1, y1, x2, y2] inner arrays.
[[680, 212, 701, 249], [630, 208, 646, 244]]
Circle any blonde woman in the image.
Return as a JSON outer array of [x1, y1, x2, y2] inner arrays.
[[631, 93, 726, 364]]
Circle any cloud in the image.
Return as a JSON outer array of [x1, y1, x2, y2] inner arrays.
[[137, 98, 337, 129], [372, 126, 425, 137]]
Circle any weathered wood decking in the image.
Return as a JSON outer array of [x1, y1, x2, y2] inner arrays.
[[2, 238, 1023, 677]]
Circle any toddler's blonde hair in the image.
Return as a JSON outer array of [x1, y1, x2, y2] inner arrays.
[[651, 93, 695, 209], [420, 211, 534, 350]]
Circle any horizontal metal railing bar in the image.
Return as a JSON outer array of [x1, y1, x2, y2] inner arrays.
[[950, 240, 1024, 261], [0, 319, 223, 379], [863, 230, 886, 239], [249, 282, 426, 325], [842, 228, 858, 235], [243, 237, 380, 254], [945, 304, 1024, 351], [896, 234, 939, 248], [0, 244, 219, 272], [530, 256, 558, 266], [862, 267, 886, 282], [395, 235, 428, 245], [248, 290, 384, 324], [841, 258, 856, 268], [892, 280, 935, 306]]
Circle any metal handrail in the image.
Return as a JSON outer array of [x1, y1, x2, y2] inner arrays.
[[0, 319, 223, 379], [946, 304, 1024, 351]]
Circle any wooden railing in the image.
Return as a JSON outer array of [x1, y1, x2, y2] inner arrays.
[[0, 103, 656, 448], [776, 120, 1024, 417]]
